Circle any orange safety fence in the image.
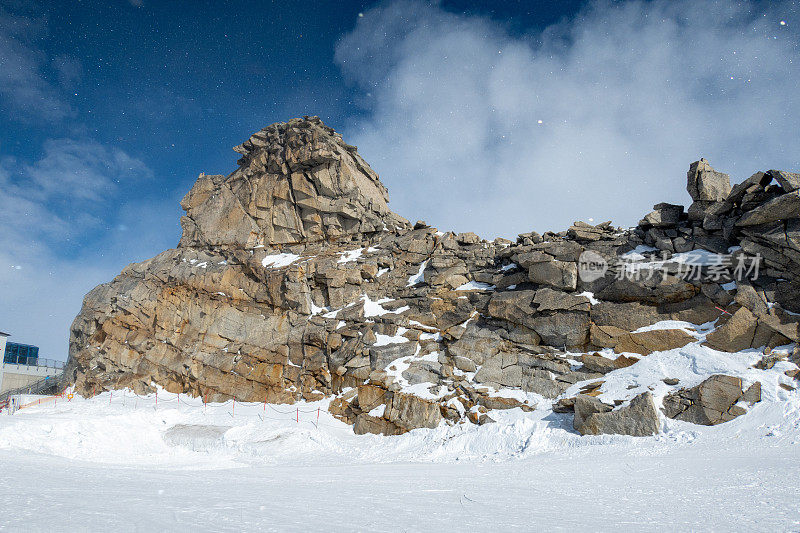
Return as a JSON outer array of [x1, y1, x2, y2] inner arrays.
[[7, 388, 338, 429], [15, 388, 71, 411]]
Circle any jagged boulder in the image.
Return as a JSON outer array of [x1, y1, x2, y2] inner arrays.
[[771, 169, 800, 193], [687, 159, 731, 203], [736, 191, 800, 227], [580, 352, 637, 374], [385, 391, 442, 431], [573, 392, 660, 436], [705, 308, 759, 352], [612, 328, 696, 356], [639, 203, 684, 228], [662, 375, 761, 425]]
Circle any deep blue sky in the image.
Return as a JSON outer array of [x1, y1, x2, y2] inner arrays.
[[1, 0, 796, 358], [4, 0, 585, 261]]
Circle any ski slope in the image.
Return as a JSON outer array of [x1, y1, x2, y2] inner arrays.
[[1, 384, 799, 531]]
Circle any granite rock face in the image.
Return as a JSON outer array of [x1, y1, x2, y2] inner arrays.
[[67, 118, 800, 436], [662, 375, 762, 425], [180, 117, 409, 247]]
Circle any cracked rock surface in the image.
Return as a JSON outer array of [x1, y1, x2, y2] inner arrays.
[[68, 118, 800, 435]]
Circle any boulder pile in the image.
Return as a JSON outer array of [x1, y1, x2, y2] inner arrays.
[[67, 117, 800, 436]]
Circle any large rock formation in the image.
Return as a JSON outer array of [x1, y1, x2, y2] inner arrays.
[[67, 117, 800, 436]]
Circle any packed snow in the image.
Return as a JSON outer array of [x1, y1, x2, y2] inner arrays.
[[1, 336, 799, 530], [407, 260, 427, 286], [373, 329, 410, 346], [361, 294, 410, 317], [337, 248, 364, 263], [2, 373, 799, 530], [455, 281, 495, 291], [261, 253, 300, 268]]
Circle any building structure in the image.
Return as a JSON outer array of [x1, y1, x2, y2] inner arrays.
[[0, 332, 63, 394]]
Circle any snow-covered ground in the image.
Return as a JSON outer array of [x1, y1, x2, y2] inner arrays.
[[2, 375, 800, 531]]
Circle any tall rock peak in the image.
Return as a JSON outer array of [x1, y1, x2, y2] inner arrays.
[[179, 116, 409, 248]]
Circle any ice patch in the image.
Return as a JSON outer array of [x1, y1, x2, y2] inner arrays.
[[310, 302, 329, 316], [621, 245, 659, 261], [579, 291, 599, 305], [368, 404, 386, 417], [670, 249, 727, 266], [374, 331, 410, 346]]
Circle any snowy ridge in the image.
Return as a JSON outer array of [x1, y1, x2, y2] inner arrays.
[[3, 341, 798, 467]]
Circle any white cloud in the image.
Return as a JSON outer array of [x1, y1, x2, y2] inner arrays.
[[335, 0, 800, 238], [0, 7, 175, 362]]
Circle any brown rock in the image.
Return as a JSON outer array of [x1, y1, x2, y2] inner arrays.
[[662, 374, 757, 425], [65, 120, 800, 439], [705, 307, 758, 352], [687, 159, 731, 202], [574, 392, 660, 436], [589, 323, 628, 348], [477, 395, 535, 412], [613, 329, 695, 356], [385, 392, 442, 430], [353, 414, 403, 436], [527, 260, 578, 291]]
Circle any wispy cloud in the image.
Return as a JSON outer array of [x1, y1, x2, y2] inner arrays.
[[0, 139, 152, 253], [336, 0, 800, 237], [23, 138, 151, 202], [0, 139, 173, 359], [0, 7, 75, 121], [0, 5, 179, 359]]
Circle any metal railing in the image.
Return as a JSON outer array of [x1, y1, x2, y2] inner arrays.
[[0, 372, 67, 403], [2, 356, 65, 369]]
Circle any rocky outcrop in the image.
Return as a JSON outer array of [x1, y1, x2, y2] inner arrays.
[[662, 375, 762, 425], [67, 117, 799, 437], [180, 117, 408, 247], [573, 392, 660, 436]]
